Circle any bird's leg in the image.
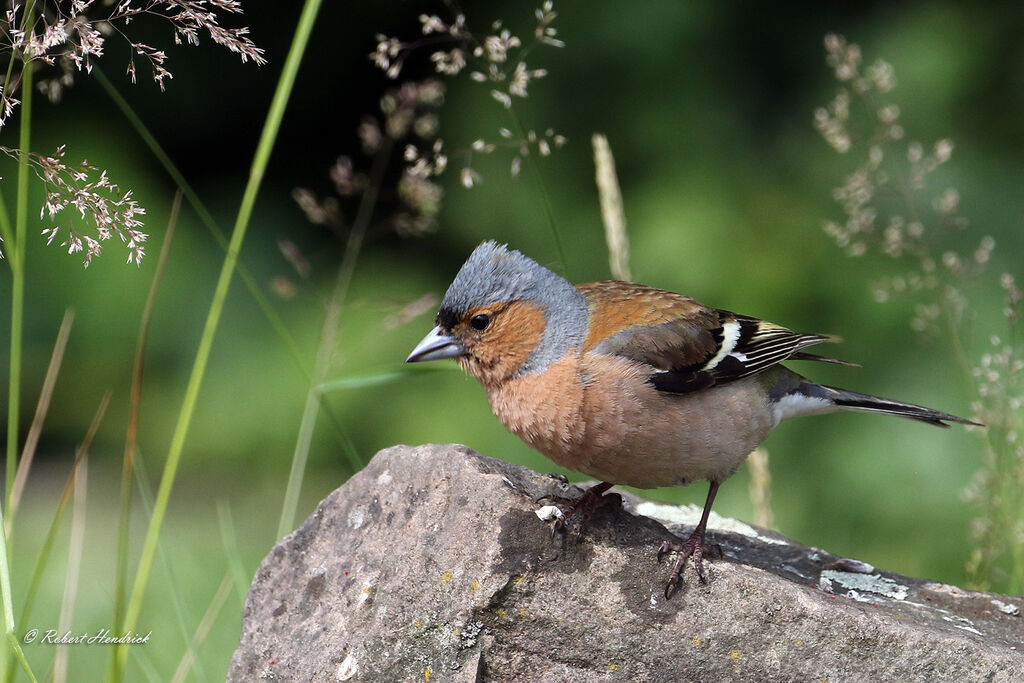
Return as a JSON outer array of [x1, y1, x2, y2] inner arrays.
[[657, 481, 720, 599], [539, 481, 617, 539]]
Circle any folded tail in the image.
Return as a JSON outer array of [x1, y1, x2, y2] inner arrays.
[[803, 383, 980, 428]]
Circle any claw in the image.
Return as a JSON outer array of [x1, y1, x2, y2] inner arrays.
[[664, 574, 678, 600], [550, 516, 565, 539], [656, 481, 721, 599], [659, 536, 698, 598], [538, 482, 615, 540], [656, 541, 670, 564], [693, 546, 707, 584]]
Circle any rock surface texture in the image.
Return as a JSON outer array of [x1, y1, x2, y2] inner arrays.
[[229, 444, 1023, 682]]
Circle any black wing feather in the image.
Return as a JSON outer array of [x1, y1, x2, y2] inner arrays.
[[649, 310, 839, 395]]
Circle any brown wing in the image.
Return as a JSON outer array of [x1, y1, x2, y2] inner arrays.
[[578, 281, 841, 394], [578, 281, 720, 369]]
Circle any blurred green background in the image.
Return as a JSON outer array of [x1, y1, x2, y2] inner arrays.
[[2, 0, 1022, 679]]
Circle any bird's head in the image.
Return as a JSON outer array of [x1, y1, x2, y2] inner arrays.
[[406, 241, 587, 387]]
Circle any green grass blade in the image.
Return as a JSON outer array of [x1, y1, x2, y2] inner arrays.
[[6, 35, 32, 515], [8, 309, 75, 535], [2, 635, 33, 683], [126, 645, 162, 683], [217, 503, 250, 605], [0, 511, 26, 682], [130, 454, 210, 683], [53, 457, 88, 683], [0, 183, 14, 256], [117, 0, 325, 674], [274, 134, 394, 539], [315, 365, 452, 394], [3, 392, 107, 683], [170, 572, 233, 683], [110, 191, 181, 677]]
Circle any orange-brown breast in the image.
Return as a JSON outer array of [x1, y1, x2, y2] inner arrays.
[[485, 353, 587, 470], [486, 343, 774, 489]]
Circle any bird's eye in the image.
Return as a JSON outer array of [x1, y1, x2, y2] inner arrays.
[[470, 313, 491, 331]]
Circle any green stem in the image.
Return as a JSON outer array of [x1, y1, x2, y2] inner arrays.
[[5, 243, 22, 510], [3, 393, 107, 683], [2, 635, 32, 683], [110, 193, 181, 678], [940, 294, 977, 406], [0, 185, 13, 253], [0, 11, 35, 679], [6, 55, 31, 519], [0, 505, 30, 682], [129, 453, 211, 683], [114, 0, 324, 675], [508, 108, 566, 276], [276, 137, 391, 539]]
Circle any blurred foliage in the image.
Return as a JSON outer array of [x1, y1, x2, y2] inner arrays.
[[2, 0, 1023, 678]]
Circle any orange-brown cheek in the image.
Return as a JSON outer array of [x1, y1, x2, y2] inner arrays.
[[463, 302, 546, 388]]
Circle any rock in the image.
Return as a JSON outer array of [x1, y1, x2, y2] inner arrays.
[[228, 444, 1023, 682]]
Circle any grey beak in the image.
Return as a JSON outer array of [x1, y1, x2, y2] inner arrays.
[[406, 325, 466, 363]]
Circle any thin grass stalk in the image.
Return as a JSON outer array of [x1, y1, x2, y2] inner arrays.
[[315, 366, 450, 394], [1009, 325, 1024, 594], [981, 314, 1023, 593], [0, 636, 29, 683], [0, 188, 14, 252], [13, 392, 107, 618], [2, 392, 108, 683], [53, 458, 88, 683], [109, 191, 180, 678], [0, 27, 35, 676], [0, 36, 20, 156], [116, 0, 325, 674], [0, 504, 30, 681], [508, 108, 566, 276], [7, 309, 75, 534], [129, 454, 211, 683], [591, 134, 631, 282], [3, 263, 23, 513], [275, 136, 392, 540], [216, 503, 249, 604], [125, 645, 161, 683], [170, 572, 233, 683], [6, 36, 32, 516], [0, 0, 24, 249], [747, 447, 774, 529]]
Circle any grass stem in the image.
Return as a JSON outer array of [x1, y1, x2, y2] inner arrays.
[[115, 0, 324, 675]]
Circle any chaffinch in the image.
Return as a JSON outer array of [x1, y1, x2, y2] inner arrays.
[[406, 241, 976, 597]]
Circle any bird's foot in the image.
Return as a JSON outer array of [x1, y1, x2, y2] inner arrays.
[[657, 527, 718, 599], [537, 481, 619, 540]]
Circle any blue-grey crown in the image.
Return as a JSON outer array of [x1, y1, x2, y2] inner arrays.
[[440, 241, 587, 374], [441, 242, 556, 313]]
